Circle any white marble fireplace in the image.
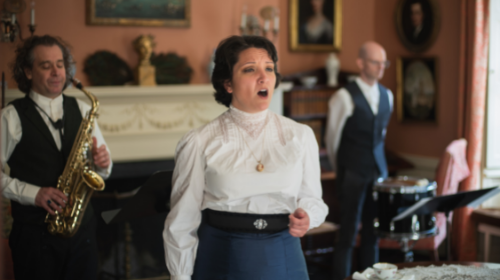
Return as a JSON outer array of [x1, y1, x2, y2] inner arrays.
[[5, 83, 289, 163]]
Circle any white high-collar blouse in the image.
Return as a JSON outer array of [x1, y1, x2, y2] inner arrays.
[[163, 106, 329, 280]]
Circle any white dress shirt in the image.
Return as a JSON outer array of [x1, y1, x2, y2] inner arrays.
[[325, 77, 393, 172], [163, 106, 329, 280], [1, 90, 112, 206]]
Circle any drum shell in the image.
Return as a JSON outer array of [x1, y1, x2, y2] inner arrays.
[[374, 188, 436, 237]]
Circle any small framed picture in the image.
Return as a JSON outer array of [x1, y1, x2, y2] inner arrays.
[[289, 0, 342, 52], [395, 0, 440, 52], [397, 57, 438, 123], [86, 0, 190, 27]]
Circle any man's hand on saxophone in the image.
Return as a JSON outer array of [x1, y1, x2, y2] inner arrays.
[[92, 136, 111, 169], [2, 35, 113, 280], [34, 187, 68, 215]]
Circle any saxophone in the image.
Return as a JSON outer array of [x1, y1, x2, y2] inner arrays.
[[45, 78, 106, 238]]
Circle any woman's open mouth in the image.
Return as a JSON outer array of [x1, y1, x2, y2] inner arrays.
[[258, 89, 268, 97]]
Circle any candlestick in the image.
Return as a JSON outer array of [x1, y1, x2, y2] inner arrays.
[[31, 1, 35, 25], [29, 24, 36, 37], [273, 8, 279, 33], [263, 20, 270, 32], [240, 5, 247, 30]]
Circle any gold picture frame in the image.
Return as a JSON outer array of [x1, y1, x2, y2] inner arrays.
[[86, 0, 190, 27], [397, 57, 438, 123], [289, 0, 342, 52], [394, 0, 440, 53]]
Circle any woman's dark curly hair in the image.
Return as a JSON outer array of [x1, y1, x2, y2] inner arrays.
[[12, 35, 74, 94], [211, 35, 281, 107]]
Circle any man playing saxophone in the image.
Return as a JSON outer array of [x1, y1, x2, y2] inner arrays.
[[1, 35, 112, 280]]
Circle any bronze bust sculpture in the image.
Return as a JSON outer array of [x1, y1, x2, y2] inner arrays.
[[133, 35, 156, 86]]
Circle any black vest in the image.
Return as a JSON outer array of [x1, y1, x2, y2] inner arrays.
[[8, 95, 91, 224], [337, 82, 392, 178]]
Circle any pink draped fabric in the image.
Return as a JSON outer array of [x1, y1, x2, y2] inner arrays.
[[435, 139, 470, 198], [453, 0, 489, 261]]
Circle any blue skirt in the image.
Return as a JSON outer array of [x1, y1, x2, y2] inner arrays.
[[192, 219, 309, 280]]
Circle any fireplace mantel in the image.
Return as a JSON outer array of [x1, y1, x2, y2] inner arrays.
[[5, 83, 290, 162]]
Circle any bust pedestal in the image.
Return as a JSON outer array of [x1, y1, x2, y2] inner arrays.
[[135, 65, 156, 86]]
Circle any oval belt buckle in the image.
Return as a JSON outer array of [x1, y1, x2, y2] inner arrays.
[[254, 219, 268, 230]]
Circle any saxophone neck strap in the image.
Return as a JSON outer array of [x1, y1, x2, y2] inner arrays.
[[28, 96, 65, 141]]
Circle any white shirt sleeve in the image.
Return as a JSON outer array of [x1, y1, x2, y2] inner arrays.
[[1, 97, 114, 205], [76, 100, 113, 179], [325, 89, 354, 172], [387, 89, 394, 111], [384, 89, 394, 137], [1, 105, 41, 205], [298, 126, 329, 229], [163, 129, 205, 280]]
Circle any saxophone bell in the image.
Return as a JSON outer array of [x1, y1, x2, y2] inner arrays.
[[82, 169, 105, 191]]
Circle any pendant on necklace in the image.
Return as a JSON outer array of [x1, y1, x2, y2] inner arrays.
[[256, 162, 264, 172]]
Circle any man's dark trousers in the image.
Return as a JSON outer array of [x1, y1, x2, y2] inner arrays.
[[332, 167, 379, 280]]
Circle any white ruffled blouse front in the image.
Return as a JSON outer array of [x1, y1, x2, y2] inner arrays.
[[163, 106, 329, 280]]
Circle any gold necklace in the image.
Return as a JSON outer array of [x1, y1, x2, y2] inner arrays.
[[230, 112, 268, 172]]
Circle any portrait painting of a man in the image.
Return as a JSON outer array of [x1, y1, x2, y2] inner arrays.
[[395, 0, 439, 52], [289, 0, 342, 52]]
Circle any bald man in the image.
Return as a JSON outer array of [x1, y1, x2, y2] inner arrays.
[[325, 41, 393, 280]]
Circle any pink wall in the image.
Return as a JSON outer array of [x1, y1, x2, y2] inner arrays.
[[0, 0, 376, 88], [375, 0, 461, 158], [0, 0, 279, 88], [0, 0, 460, 158]]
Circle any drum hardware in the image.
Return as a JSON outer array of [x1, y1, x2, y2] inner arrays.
[[374, 176, 438, 262], [399, 237, 416, 262], [390, 187, 500, 262], [429, 216, 436, 227], [411, 215, 420, 232], [376, 227, 438, 240]]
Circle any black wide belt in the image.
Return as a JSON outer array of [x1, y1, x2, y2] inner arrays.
[[204, 209, 290, 233]]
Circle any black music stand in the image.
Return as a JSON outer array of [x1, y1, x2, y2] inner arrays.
[[101, 170, 172, 224], [392, 186, 500, 262]]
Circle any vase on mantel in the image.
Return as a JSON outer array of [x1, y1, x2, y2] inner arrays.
[[325, 53, 340, 87], [207, 49, 216, 81]]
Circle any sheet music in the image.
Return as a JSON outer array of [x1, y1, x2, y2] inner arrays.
[[102, 209, 121, 224], [391, 186, 500, 222], [99, 170, 173, 224], [467, 187, 500, 208], [392, 197, 431, 221]]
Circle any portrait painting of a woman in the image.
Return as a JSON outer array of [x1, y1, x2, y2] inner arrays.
[[299, 0, 334, 45], [289, 0, 342, 52]]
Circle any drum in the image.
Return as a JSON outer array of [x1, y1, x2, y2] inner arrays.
[[373, 176, 437, 240]]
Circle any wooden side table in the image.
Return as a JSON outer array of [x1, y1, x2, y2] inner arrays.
[[471, 208, 500, 262]]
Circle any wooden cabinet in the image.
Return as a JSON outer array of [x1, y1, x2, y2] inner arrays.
[[284, 86, 338, 149], [282, 69, 355, 151]]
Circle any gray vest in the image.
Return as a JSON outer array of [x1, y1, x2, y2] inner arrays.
[[337, 81, 391, 178]]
